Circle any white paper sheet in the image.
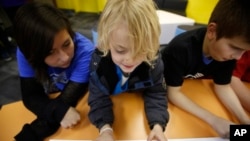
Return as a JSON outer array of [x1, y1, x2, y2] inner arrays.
[[50, 137, 229, 141]]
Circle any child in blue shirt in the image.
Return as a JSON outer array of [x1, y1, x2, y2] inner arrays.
[[14, 2, 94, 141]]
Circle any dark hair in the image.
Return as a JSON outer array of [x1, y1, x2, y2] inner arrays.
[[209, 0, 250, 43], [14, 2, 74, 82]]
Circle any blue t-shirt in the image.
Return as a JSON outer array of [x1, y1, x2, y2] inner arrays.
[[113, 65, 128, 95], [16, 32, 95, 91]]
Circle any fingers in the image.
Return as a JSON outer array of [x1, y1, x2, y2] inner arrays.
[[61, 117, 80, 129], [147, 130, 167, 141], [147, 131, 155, 141], [60, 107, 81, 129], [61, 121, 77, 129]]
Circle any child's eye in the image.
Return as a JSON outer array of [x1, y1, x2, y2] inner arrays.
[[116, 50, 126, 54], [231, 45, 245, 51], [63, 42, 70, 48]]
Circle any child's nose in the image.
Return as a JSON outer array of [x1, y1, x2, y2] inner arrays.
[[59, 50, 69, 61]]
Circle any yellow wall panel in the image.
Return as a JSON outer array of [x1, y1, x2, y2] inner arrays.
[[55, 0, 75, 9], [186, 0, 218, 24], [55, 0, 107, 13]]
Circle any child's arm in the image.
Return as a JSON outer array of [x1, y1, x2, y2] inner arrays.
[[168, 85, 232, 138], [143, 83, 168, 131], [57, 81, 88, 106], [88, 79, 114, 140], [143, 58, 168, 141], [20, 77, 70, 124], [95, 124, 114, 141], [88, 72, 114, 131], [231, 76, 250, 112], [57, 81, 88, 128], [214, 83, 250, 124], [144, 83, 168, 141]]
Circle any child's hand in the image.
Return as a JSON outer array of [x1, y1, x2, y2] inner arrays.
[[95, 128, 114, 141], [210, 116, 234, 138], [60, 107, 80, 128], [148, 124, 167, 141]]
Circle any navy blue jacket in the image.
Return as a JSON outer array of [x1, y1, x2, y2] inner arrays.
[[88, 49, 169, 130]]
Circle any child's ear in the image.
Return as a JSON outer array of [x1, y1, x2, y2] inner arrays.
[[207, 23, 217, 40]]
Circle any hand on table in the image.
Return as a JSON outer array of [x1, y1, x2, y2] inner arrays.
[[95, 125, 114, 141], [211, 116, 235, 138], [60, 107, 80, 128], [148, 124, 167, 141]]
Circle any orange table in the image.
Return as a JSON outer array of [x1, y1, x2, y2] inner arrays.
[[0, 79, 249, 141]]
